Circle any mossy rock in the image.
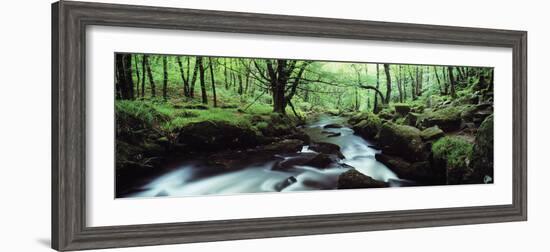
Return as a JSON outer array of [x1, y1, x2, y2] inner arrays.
[[375, 154, 444, 184], [419, 106, 464, 132], [432, 136, 474, 184], [175, 120, 263, 152], [378, 122, 426, 162], [470, 114, 494, 183], [420, 126, 445, 141], [348, 111, 371, 125], [378, 108, 395, 120], [352, 113, 382, 140], [394, 103, 411, 116], [337, 169, 388, 189]]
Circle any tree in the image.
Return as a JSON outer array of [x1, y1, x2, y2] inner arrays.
[[140, 55, 146, 97], [162, 56, 168, 100], [383, 64, 392, 104], [115, 53, 134, 100], [176, 56, 190, 97], [373, 64, 380, 113], [448, 66, 457, 98], [209, 57, 218, 107], [144, 55, 156, 97], [189, 57, 199, 98], [133, 55, 141, 97], [197, 56, 208, 104]]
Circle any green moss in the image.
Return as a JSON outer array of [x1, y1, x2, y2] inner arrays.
[[432, 136, 473, 169]]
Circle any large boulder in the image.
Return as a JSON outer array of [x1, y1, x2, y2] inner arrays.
[[308, 141, 345, 159], [175, 121, 263, 152], [337, 169, 388, 189], [470, 114, 494, 183], [419, 106, 463, 132], [394, 103, 411, 116], [378, 122, 426, 162], [375, 154, 444, 184], [272, 152, 337, 170], [350, 112, 382, 140], [263, 139, 304, 154], [461, 103, 493, 127], [431, 136, 474, 184], [420, 126, 445, 141]]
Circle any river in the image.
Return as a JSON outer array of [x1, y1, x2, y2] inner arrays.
[[126, 115, 402, 198]]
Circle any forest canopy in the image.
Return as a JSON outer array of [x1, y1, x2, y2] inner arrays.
[[115, 53, 494, 119]]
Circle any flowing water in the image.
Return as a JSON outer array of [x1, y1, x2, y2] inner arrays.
[[127, 115, 400, 198]]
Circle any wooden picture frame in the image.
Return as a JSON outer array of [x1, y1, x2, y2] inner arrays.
[[52, 1, 527, 251]]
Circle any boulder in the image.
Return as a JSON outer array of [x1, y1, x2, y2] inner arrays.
[[308, 141, 345, 159], [303, 153, 335, 169], [377, 122, 426, 162], [420, 126, 445, 141], [275, 176, 298, 191], [375, 154, 444, 184], [470, 114, 494, 183], [431, 136, 474, 184], [263, 139, 304, 154], [394, 103, 411, 116], [378, 109, 395, 120], [272, 153, 318, 171], [337, 169, 388, 189], [351, 113, 382, 140], [419, 106, 463, 132], [175, 121, 263, 152], [323, 123, 343, 129]]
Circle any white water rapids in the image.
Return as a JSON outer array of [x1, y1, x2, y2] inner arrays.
[[127, 115, 400, 198]]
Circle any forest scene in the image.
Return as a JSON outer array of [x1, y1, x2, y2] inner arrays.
[[115, 53, 494, 198]]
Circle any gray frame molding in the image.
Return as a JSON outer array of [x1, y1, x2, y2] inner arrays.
[[52, 1, 527, 251]]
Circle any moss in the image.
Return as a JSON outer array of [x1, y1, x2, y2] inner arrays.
[[393, 103, 411, 115], [378, 122, 425, 162], [432, 136, 473, 169], [471, 114, 494, 182]]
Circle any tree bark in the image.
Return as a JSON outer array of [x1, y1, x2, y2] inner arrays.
[[140, 55, 146, 97], [448, 66, 457, 98], [383, 64, 392, 104], [209, 57, 217, 107], [144, 55, 156, 97], [433, 66, 443, 95], [189, 57, 200, 98], [197, 57, 208, 104], [162, 56, 168, 100], [176, 56, 190, 97], [374, 64, 380, 112], [115, 54, 134, 100], [133, 55, 140, 98]]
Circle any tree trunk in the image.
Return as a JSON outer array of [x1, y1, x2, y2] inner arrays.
[[189, 57, 200, 98], [162, 56, 168, 100], [133, 55, 140, 98], [197, 57, 208, 104], [209, 57, 217, 107], [434, 66, 443, 94], [115, 54, 134, 100], [144, 55, 156, 97], [383, 64, 392, 104], [396, 65, 403, 102], [374, 64, 380, 113], [176, 56, 190, 97], [140, 55, 146, 97], [448, 66, 457, 98]]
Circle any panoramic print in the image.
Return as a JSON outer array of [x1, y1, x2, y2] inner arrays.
[[114, 53, 494, 198]]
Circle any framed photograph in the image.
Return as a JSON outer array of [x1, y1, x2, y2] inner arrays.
[[52, 1, 527, 251]]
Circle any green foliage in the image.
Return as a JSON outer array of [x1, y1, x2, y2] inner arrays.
[[432, 136, 473, 169]]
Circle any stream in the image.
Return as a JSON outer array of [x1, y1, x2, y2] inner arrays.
[[126, 115, 402, 198]]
